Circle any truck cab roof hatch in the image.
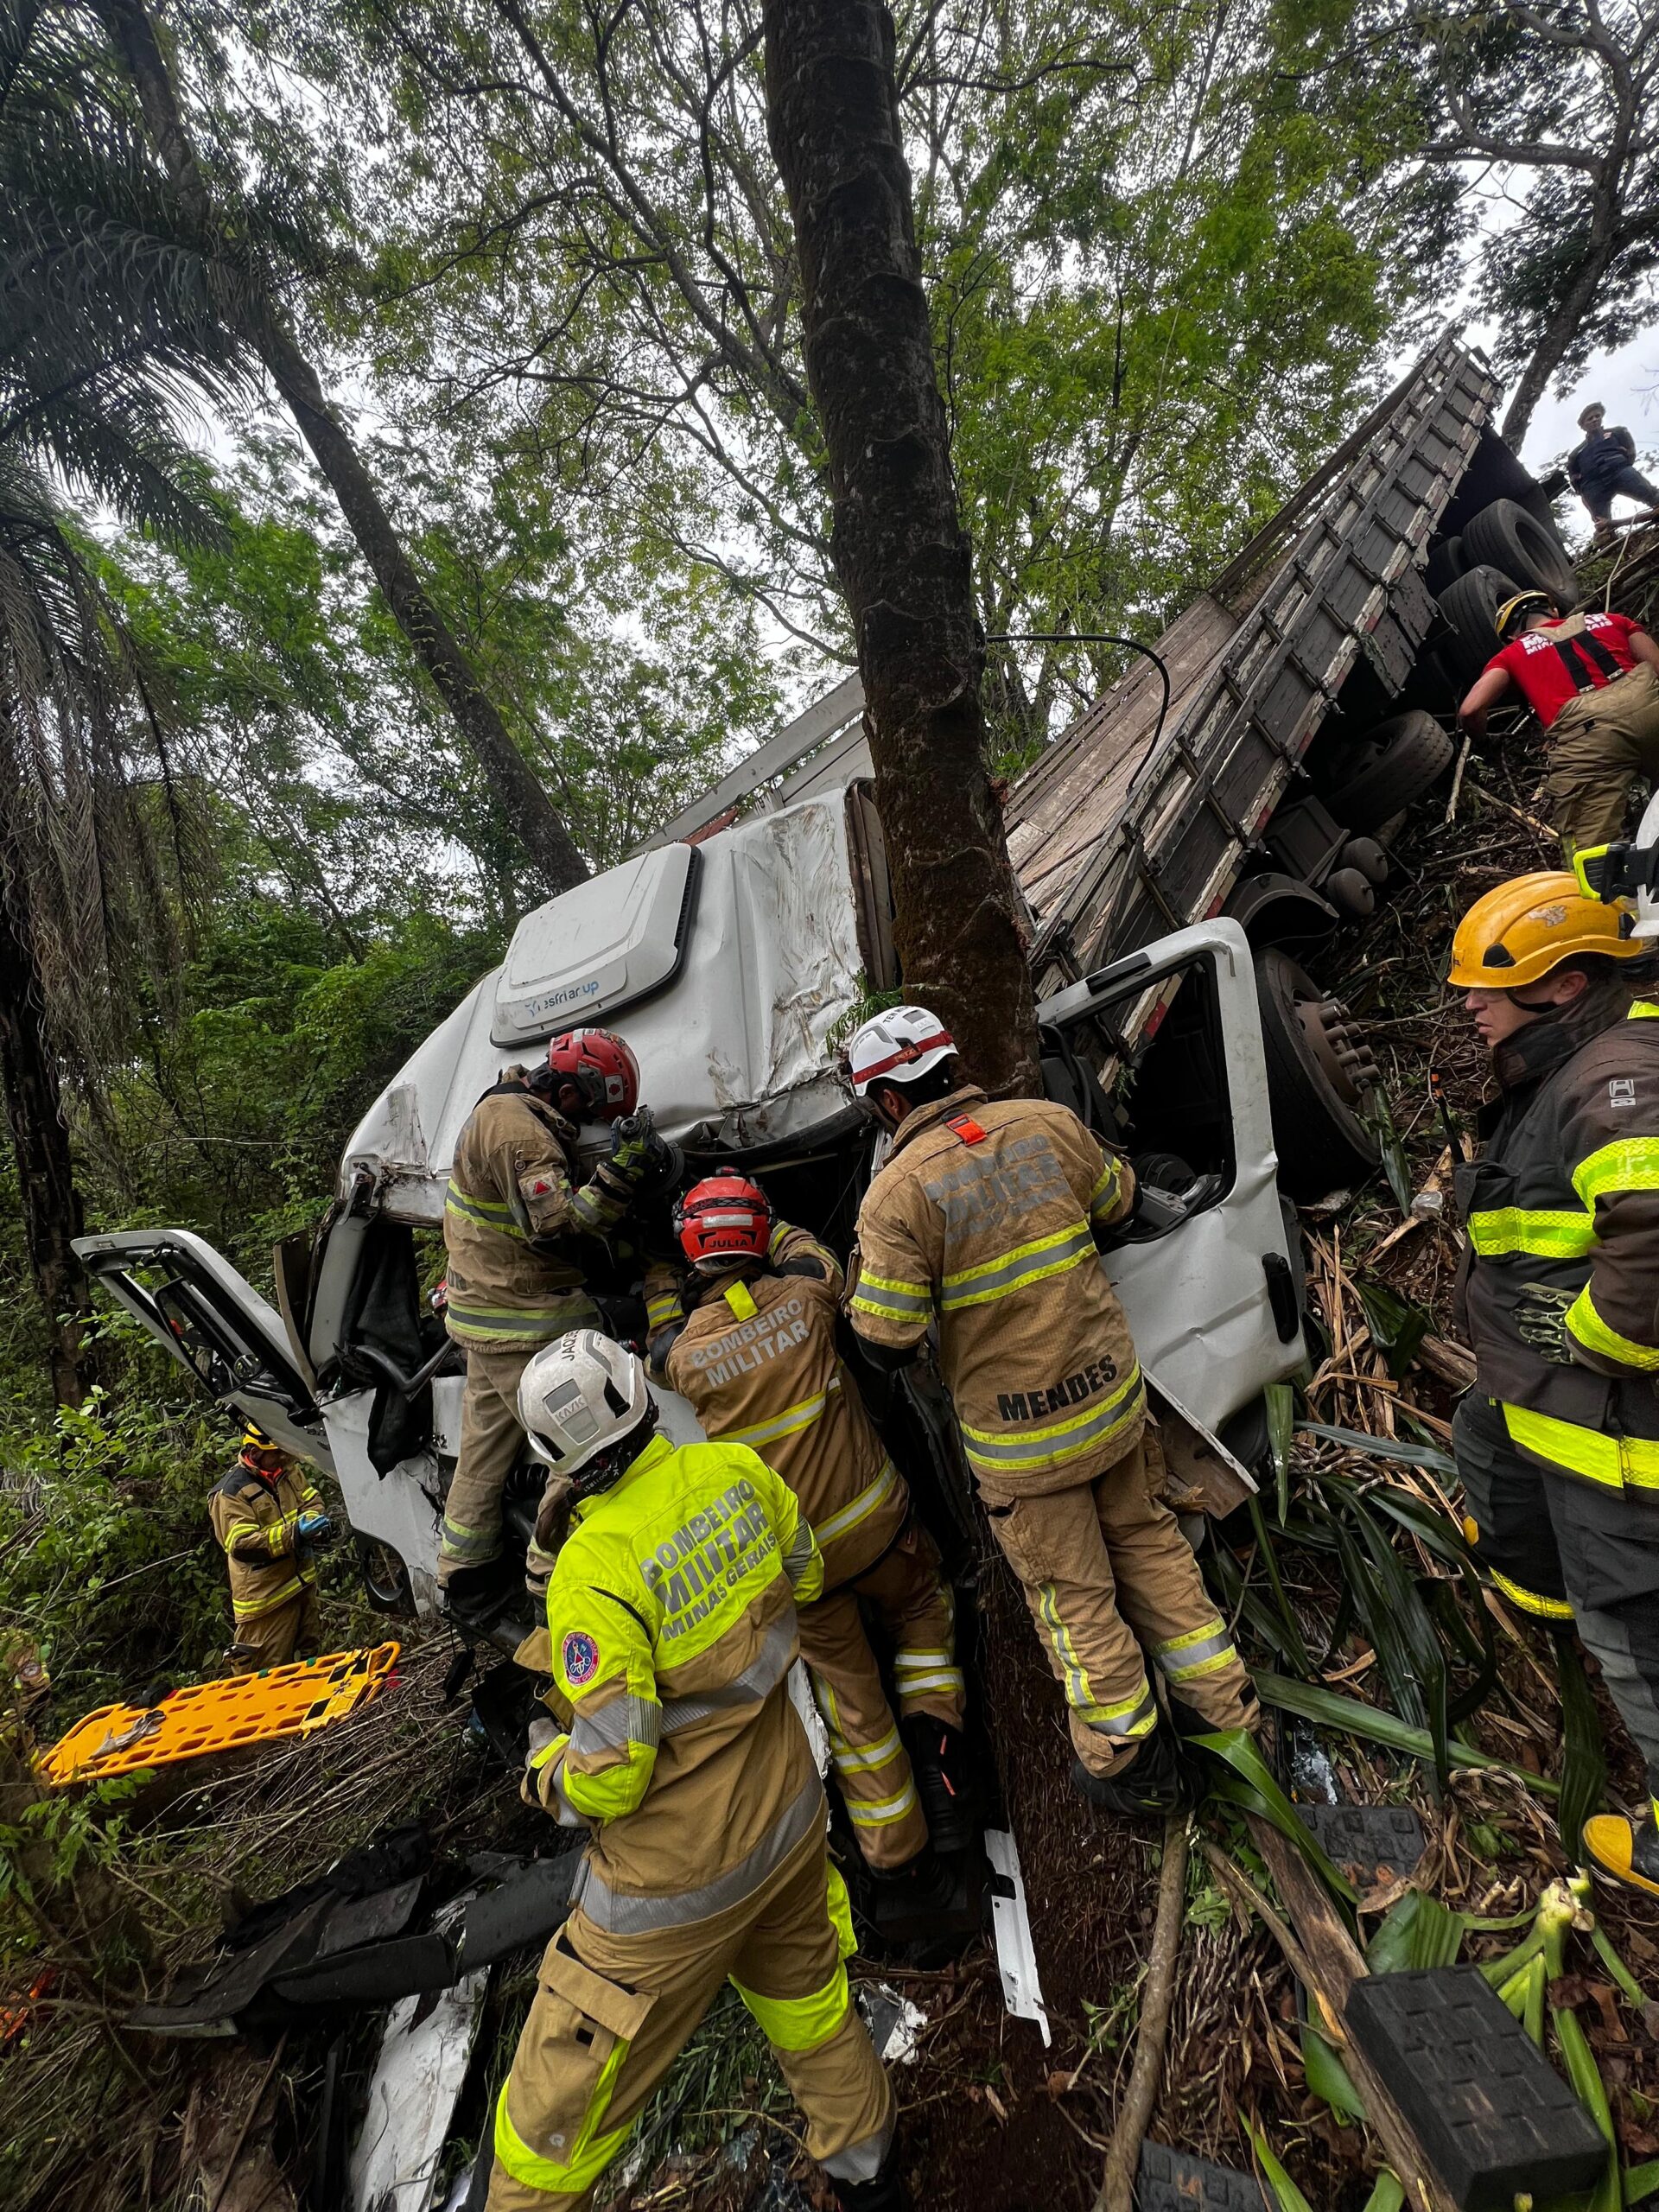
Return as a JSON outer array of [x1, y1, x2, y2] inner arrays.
[[492, 842, 699, 1047]]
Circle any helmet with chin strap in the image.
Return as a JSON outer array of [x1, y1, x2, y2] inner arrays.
[[844, 1005, 957, 1099], [518, 1332, 656, 1500], [675, 1176, 772, 1272], [543, 1029, 640, 1122]]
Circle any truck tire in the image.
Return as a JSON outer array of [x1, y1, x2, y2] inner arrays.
[[1254, 947, 1380, 1201], [1424, 535, 1466, 596], [1435, 564, 1522, 688], [1462, 498, 1579, 610], [357, 1536, 416, 1618], [1322, 709, 1454, 833]]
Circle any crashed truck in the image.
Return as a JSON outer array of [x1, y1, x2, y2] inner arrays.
[[77, 333, 1578, 1630]]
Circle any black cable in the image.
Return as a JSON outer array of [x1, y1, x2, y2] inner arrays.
[[986, 628, 1173, 785]]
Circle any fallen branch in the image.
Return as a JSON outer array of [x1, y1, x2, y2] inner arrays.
[[1092, 1811, 1189, 2212]]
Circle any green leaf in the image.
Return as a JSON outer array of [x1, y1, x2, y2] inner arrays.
[[1624, 2158, 1659, 2205], [1553, 2003, 1621, 2212], [1301, 2024, 1367, 2121], [1364, 1090, 1415, 1219], [1246, 1495, 1312, 1675], [1590, 1923, 1648, 2008], [1266, 1380, 1295, 1524], [1354, 1277, 1430, 1379], [1296, 1422, 1459, 1477], [1189, 1727, 1357, 1902], [1244, 2117, 1318, 2212], [1252, 1672, 1564, 1797], [1360, 2176, 1406, 2212], [1364, 1890, 1465, 1974], [1555, 1630, 1608, 1867]]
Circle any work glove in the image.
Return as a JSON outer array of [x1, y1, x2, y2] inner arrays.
[[1514, 1283, 1576, 1364], [608, 1105, 660, 1179], [296, 1509, 334, 1547]]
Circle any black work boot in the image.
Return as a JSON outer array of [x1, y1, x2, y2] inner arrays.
[[1071, 1722, 1191, 1816], [1583, 1805, 1659, 1900], [830, 2139, 909, 2211], [900, 1715, 975, 1854]]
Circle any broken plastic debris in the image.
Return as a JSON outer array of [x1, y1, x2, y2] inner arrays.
[[855, 1980, 925, 2066], [984, 1827, 1051, 2047]]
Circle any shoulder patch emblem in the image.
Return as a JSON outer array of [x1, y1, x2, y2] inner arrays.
[[562, 1630, 600, 1686], [531, 1179, 551, 1194], [1610, 1077, 1637, 1109]]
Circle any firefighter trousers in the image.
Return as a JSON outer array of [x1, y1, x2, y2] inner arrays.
[[225, 1586, 320, 1675], [984, 1434, 1255, 1777], [485, 1826, 894, 2210], [1541, 664, 1659, 857], [1455, 1392, 1659, 1796], [799, 1520, 966, 1870], [440, 1309, 600, 1587]]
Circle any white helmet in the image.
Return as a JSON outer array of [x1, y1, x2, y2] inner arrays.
[[845, 1005, 957, 1098], [518, 1332, 653, 1497]]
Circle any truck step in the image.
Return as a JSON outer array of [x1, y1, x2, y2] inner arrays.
[[1135, 2141, 1268, 2210], [1344, 1966, 1608, 2208], [1294, 1802, 1427, 1885]]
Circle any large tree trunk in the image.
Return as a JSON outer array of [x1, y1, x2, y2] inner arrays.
[[762, 0, 1039, 1096], [99, 1, 588, 899], [1499, 222, 1619, 452], [0, 843, 92, 1408]]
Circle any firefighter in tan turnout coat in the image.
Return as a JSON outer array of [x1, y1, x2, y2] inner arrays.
[[483, 1332, 902, 2212], [842, 1007, 1255, 1813], [441, 1027, 662, 1602], [652, 1176, 969, 1877], [209, 1427, 327, 1671]]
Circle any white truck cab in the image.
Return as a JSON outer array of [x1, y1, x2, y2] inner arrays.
[[77, 773, 1303, 1627]]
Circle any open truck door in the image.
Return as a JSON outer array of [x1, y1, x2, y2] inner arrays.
[[73, 1230, 334, 1474], [1038, 918, 1305, 1451]]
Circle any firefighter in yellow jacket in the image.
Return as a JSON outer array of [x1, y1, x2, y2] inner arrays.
[[1447, 874, 1659, 1898], [655, 1176, 969, 1879], [482, 1332, 902, 2212], [208, 1428, 327, 1671], [842, 1007, 1255, 1815], [441, 1027, 663, 1605]]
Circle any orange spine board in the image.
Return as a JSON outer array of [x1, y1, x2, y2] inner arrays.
[[40, 1643, 402, 1785]]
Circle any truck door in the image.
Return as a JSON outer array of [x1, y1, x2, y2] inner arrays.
[[1037, 918, 1304, 1438], [73, 1230, 334, 1471]]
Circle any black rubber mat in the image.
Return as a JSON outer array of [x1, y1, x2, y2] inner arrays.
[[1345, 1966, 1607, 2207], [1135, 2141, 1268, 2210], [1295, 1801, 1427, 1882]]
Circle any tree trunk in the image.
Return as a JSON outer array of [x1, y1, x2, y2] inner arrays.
[[762, 0, 1039, 1096], [1499, 220, 1618, 452], [0, 844, 92, 1408], [99, 0, 589, 899]]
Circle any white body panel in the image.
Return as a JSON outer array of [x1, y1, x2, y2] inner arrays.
[[341, 792, 870, 1224]]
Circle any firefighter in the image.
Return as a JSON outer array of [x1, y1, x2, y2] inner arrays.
[[482, 1332, 902, 2212], [660, 1175, 969, 1881], [209, 1427, 328, 1672], [1447, 874, 1659, 1899], [440, 1027, 663, 1608], [1458, 589, 1659, 857], [842, 1007, 1255, 1815], [1567, 403, 1659, 544]]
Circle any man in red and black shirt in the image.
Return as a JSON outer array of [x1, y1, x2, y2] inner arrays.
[[1459, 590, 1659, 856]]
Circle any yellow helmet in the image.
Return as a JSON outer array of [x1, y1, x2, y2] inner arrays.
[[1447, 872, 1638, 988], [1494, 589, 1553, 641]]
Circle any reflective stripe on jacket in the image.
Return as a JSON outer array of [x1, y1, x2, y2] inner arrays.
[[849, 1086, 1141, 1502], [207, 1458, 321, 1621], [529, 1431, 827, 1930], [442, 1079, 636, 1347], [665, 1224, 909, 1587], [1456, 990, 1659, 1493]]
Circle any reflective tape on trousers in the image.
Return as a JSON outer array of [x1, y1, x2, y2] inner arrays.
[[570, 1775, 824, 1934], [1501, 1401, 1659, 1491]]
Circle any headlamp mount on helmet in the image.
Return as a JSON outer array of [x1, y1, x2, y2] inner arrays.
[[1573, 840, 1659, 908]]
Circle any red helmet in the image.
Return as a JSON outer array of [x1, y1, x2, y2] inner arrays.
[[545, 1028, 639, 1121], [675, 1176, 772, 1270]]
